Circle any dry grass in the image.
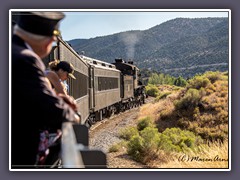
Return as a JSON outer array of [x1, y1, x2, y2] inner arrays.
[[138, 90, 179, 121], [148, 140, 229, 169], [138, 101, 161, 121]]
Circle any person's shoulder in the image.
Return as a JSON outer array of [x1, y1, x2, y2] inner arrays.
[[45, 70, 57, 76], [45, 70, 59, 81], [22, 49, 46, 70], [13, 47, 37, 65], [13, 35, 38, 59]]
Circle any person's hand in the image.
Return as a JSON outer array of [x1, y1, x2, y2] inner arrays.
[[58, 93, 77, 111]]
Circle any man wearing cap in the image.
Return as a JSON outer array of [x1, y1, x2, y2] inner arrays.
[[12, 11, 80, 168]]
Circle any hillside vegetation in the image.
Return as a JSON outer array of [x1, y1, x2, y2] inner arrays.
[[69, 18, 229, 78], [111, 71, 228, 168]]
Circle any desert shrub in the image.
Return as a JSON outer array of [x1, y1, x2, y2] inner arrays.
[[109, 140, 128, 153], [137, 116, 155, 131], [127, 127, 160, 162], [188, 75, 210, 90], [159, 128, 203, 153], [177, 117, 190, 128], [193, 107, 201, 120], [119, 126, 139, 140], [140, 127, 161, 150], [156, 91, 172, 101], [174, 88, 201, 110], [203, 71, 224, 84], [145, 84, 159, 97], [201, 80, 228, 112], [127, 135, 144, 161], [109, 144, 121, 152]]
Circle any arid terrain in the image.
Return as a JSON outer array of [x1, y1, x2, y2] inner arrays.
[[89, 98, 154, 168]]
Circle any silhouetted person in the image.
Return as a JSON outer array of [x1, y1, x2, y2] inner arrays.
[[12, 11, 79, 168]]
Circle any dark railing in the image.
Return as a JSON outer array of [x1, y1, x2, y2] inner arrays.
[[61, 122, 107, 168]]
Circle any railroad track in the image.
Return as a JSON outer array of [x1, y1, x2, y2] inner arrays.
[[89, 97, 155, 151], [89, 96, 154, 131], [89, 107, 139, 131]]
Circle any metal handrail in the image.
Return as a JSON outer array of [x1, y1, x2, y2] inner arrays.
[[61, 122, 107, 169], [61, 122, 85, 168]]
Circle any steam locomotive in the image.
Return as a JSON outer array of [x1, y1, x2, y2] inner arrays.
[[43, 37, 146, 127]]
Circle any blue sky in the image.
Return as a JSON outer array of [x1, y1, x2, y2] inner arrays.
[[59, 10, 229, 41]]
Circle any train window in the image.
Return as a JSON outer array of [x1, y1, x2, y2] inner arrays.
[[68, 71, 88, 99], [97, 77, 119, 91]]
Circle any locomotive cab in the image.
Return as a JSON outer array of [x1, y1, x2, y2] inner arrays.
[[112, 59, 138, 88], [113, 59, 146, 105]]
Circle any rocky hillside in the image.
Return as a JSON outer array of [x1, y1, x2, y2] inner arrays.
[[68, 17, 229, 78]]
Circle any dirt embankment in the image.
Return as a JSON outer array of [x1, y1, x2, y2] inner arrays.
[[89, 98, 154, 168]]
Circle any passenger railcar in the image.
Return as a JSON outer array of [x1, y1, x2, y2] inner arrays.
[[82, 56, 121, 123], [43, 38, 90, 123], [43, 37, 146, 127]]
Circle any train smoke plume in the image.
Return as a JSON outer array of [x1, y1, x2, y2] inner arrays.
[[120, 32, 141, 60]]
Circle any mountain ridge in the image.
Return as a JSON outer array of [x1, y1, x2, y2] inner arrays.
[[68, 17, 229, 78]]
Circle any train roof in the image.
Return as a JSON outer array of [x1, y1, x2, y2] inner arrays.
[[81, 55, 120, 72], [58, 38, 89, 67]]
